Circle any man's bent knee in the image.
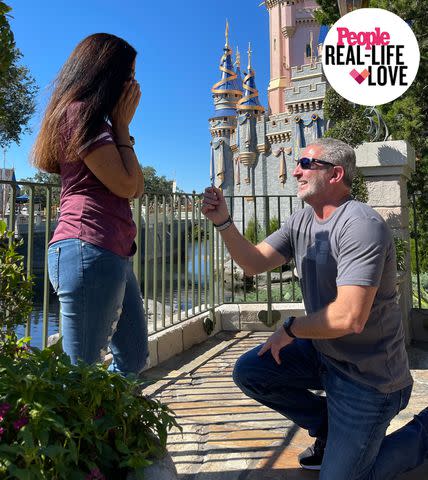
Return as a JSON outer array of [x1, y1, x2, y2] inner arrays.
[[233, 346, 265, 396]]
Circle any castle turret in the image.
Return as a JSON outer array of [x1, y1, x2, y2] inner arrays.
[[207, 9, 327, 237], [234, 46, 243, 93], [235, 43, 265, 185], [265, 0, 320, 115], [209, 21, 242, 195]]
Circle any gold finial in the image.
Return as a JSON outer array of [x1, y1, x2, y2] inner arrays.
[[247, 42, 252, 70], [235, 46, 241, 67], [225, 19, 229, 48]]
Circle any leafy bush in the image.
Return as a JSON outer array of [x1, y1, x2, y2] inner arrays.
[[350, 169, 368, 204], [409, 199, 428, 274], [244, 217, 262, 245], [412, 273, 428, 308], [394, 237, 408, 273], [0, 220, 33, 348], [267, 217, 280, 236], [0, 341, 179, 479], [244, 217, 280, 244], [323, 88, 367, 149], [0, 220, 179, 479]]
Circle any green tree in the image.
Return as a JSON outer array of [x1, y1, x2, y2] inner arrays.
[[22, 167, 176, 207], [315, 0, 428, 271], [244, 217, 262, 245], [0, 4, 37, 149], [0, 2, 15, 73], [323, 89, 368, 148], [323, 88, 369, 203], [20, 171, 60, 208], [142, 166, 174, 197], [0, 220, 33, 348], [244, 216, 279, 244]]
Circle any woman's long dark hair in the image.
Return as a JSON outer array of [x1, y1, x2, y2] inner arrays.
[[32, 33, 137, 173]]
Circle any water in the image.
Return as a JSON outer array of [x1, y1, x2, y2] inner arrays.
[[16, 296, 60, 349], [23, 244, 210, 349]]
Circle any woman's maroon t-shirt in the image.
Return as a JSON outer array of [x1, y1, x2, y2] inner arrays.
[[50, 104, 137, 257]]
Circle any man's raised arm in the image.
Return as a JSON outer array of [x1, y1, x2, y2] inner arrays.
[[201, 186, 287, 276]]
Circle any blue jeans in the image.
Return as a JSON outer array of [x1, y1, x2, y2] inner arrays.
[[233, 340, 426, 479], [48, 239, 148, 376]]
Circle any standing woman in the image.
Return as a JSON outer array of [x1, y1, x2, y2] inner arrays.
[[32, 33, 148, 375]]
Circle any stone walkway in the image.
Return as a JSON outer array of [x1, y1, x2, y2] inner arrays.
[[143, 332, 428, 480]]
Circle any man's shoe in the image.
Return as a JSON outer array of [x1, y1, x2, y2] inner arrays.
[[298, 438, 326, 470]]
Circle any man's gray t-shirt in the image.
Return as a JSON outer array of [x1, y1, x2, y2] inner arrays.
[[265, 199, 412, 393]]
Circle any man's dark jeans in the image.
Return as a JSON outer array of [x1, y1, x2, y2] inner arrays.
[[233, 339, 426, 479]]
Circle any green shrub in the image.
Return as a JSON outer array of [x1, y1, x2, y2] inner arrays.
[[323, 88, 369, 204], [412, 273, 428, 308], [350, 169, 369, 203], [0, 340, 179, 479], [394, 237, 408, 272], [0, 220, 33, 348], [244, 216, 280, 245], [244, 217, 263, 244], [410, 205, 428, 274], [267, 217, 280, 236], [0, 220, 179, 479]]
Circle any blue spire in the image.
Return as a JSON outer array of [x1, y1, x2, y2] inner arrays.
[[210, 21, 243, 119], [234, 46, 243, 92], [237, 43, 264, 113]]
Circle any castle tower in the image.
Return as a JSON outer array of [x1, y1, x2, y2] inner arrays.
[[234, 46, 243, 93], [208, 11, 326, 229], [209, 21, 243, 197], [265, 0, 321, 115], [236, 43, 265, 188]]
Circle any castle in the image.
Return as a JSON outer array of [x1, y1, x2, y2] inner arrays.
[[209, 0, 328, 228]]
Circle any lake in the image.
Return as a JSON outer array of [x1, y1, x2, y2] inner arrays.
[[21, 243, 210, 349]]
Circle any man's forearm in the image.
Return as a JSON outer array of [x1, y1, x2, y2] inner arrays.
[[291, 292, 369, 339], [219, 223, 274, 276], [291, 302, 360, 339]]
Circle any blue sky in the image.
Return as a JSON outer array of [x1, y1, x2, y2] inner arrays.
[[6, 0, 271, 193]]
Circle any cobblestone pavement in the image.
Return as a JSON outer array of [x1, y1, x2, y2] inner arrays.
[[143, 332, 428, 480]]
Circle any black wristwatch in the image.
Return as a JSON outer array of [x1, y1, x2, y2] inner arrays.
[[283, 316, 297, 338]]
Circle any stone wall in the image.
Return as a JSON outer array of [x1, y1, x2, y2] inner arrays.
[[356, 140, 416, 343]]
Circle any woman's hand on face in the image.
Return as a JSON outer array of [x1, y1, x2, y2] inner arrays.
[[111, 80, 141, 130]]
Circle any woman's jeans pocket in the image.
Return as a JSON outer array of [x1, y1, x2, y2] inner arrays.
[[48, 243, 61, 292]]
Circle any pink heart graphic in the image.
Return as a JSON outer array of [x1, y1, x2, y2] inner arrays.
[[350, 68, 370, 84]]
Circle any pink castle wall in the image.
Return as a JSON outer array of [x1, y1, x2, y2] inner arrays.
[[267, 0, 320, 115]]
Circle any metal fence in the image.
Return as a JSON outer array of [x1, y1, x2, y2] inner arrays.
[[0, 179, 303, 348], [2, 178, 427, 348]]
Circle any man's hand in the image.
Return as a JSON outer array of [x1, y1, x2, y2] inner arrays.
[[201, 186, 230, 225], [258, 325, 294, 365]]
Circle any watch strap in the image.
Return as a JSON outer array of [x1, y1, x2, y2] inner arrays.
[[283, 316, 297, 338]]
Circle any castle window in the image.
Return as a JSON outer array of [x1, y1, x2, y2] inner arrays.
[[306, 44, 311, 57], [274, 38, 277, 51]]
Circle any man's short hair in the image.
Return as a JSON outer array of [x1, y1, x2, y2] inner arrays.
[[310, 138, 356, 187]]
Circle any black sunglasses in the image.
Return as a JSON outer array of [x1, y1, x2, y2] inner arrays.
[[296, 157, 336, 169]]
